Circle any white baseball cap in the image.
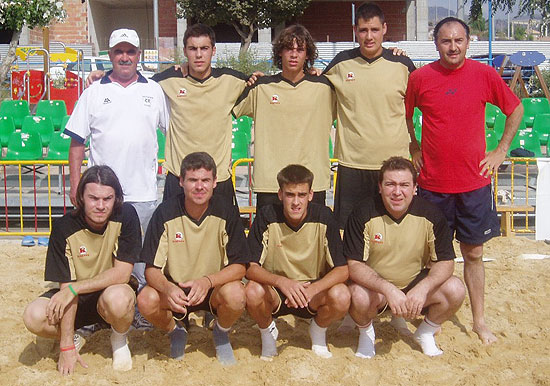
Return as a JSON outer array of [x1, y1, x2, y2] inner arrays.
[[109, 28, 140, 49]]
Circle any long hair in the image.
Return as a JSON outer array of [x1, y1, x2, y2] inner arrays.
[[73, 165, 124, 218]]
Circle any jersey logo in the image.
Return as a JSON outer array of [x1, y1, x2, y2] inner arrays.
[[103, 98, 111, 104], [143, 96, 153, 107], [78, 245, 89, 257], [270, 94, 280, 104], [173, 231, 185, 243], [346, 72, 356, 81], [177, 88, 187, 97], [445, 88, 457, 95], [372, 233, 383, 244]]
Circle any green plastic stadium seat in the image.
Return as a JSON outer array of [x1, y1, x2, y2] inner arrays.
[[21, 115, 55, 147], [232, 130, 250, 161], [522, 98, 550, 128], [60, 115, 71, 131], [0, 116, 16, 147], [0, 99, 30, 130], [156, 129, 166, 160], [533, 113, 550, 146], [329, 137, 334, 158], [234, 116, 253, 142], [494, 115, 526, 140], [508, 131, 542, 158], [45, 132, 71, 160], [412, 107, 422, 127], [414, 120, 422, 144], [36, 100, 68, 131], [3, 131, 43, 160], [485, 130, 499, 152], [485, 103, 502, 129]]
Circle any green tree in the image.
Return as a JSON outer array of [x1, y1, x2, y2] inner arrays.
[[514, 25, 526, 40], [176, 0, 312, 54], [0, 0, 66, 83]]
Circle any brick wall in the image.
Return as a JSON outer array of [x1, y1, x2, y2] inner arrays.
[[29, 0, 88, 45], [296, 1, 407, 42], [159, 0, 177, 37]]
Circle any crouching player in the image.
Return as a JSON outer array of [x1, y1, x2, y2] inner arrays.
[[345, 156, 465, 357], [23, 165, 141, 374], [137, 152, 249, 365], [246, 164, 350, 360]]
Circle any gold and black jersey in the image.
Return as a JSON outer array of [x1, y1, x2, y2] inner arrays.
[[140, 194, 250, 283], [152, 67, 248, 182], [248, 203, 345, 281], [44, 203, 142, 283], [233, 73, 336, 193], [323, 48, 416, 170], [344, 196, 455, 289]]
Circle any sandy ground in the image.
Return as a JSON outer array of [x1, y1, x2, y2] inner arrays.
[[1, 237, 550, 385]]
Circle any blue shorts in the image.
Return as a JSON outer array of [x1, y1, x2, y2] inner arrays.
[[418, 184, 500, 245]]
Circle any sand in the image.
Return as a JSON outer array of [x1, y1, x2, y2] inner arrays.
[[1, 237, 550, 386]]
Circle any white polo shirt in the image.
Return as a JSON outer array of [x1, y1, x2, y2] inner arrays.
[[65, 72, 169, 202]]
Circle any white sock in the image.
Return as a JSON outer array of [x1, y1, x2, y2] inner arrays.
[[110, 327, 132, 371], [356, 322, 375, 359], [390, 316, 413, 336], [259, 320, 279, 360], [337, 313, 356, 333], [413, 318, 443, 357], [309, 319, 332, 358]]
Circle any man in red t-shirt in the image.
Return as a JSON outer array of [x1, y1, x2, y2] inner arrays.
[[405, 17, 523, 345]]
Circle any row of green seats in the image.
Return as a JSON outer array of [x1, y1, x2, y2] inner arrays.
[[0, 115, 71, 148], [0, 99, 69, 130], [1, 130, 71, 161]]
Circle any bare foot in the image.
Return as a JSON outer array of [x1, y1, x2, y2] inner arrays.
[[473, 324, 497, 344]]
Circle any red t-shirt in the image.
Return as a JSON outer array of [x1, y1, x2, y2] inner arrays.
[[405, 59, 520, 193]]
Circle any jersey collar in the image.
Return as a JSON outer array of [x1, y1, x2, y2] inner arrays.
[[100, 70, 148, 84]]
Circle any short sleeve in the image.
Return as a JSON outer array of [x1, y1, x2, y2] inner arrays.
[[323, 208, 346, 267], [486, 68, 520, 116], [64, 87, 92, 143], [44, 219, 73, 283], [232, 86, 255, 119], [247, 206, 270, 264], [343, 206, 368, 262], [224, 205, 250, 265], [114, 204, 142, 264], [140, 204, 167, 268], [405, 72, 418, 120]]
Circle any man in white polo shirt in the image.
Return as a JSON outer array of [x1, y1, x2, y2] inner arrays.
[[65, 28, 169, 292]]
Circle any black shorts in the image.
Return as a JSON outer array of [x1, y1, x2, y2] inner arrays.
[[418, 184, 500, 245], [163, 172, 238, 208], [334, 165, 380, 229], [40, 288, 106, 330], [271, 286, 317, 319], [256, 191, 327, 210], [172, 287, 216, 322]]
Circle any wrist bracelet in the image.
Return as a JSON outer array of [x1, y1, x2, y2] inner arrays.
[[204, 275, 213, 288], [60, 344, 76, 352], [68, 284, 77, 297]]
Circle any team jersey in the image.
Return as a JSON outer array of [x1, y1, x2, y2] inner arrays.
[[141, 194, 250, 283], [45, 203, 142, 283], [344, 195, 455, 289], [233, 73, 336, 192], [152, 67, 248, 182], [324, 48, 416, 170], [248, 202, 345, 281]]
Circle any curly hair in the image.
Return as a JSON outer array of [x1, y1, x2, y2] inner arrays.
[[272, 24, 318, 72]]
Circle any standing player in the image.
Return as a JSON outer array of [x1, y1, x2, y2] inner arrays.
[[323, 3, 416, 229], [137, 152, 249, 365], [405, 17, 523, 344], [233, 25, 335, 208], [345, 157, 465, 357], [246, 164, 349, 360], [152, 24, 249, 205], [65, 28, 169, 292], [23, 166, 142, 374]]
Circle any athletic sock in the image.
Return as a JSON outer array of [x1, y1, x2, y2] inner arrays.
[[356, 322, 375, 359], [259, 320, 279, 360], [413, 317, 443, 357], [309, 319, 332, 358], [213, 321, 236, 366], [390, 316, 413, 336], [337, 313, 356, 333], [110, 327, 132, 371], [169, 324, 188, 360]]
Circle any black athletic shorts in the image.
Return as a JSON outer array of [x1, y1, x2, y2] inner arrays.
[[163, 172, 238, 207], [334, 165, 380, 229], [377, 269, 430, 315], [271, 286, 317, 319], [256, 191, 327, 210], [418, 184, 500, 245]]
